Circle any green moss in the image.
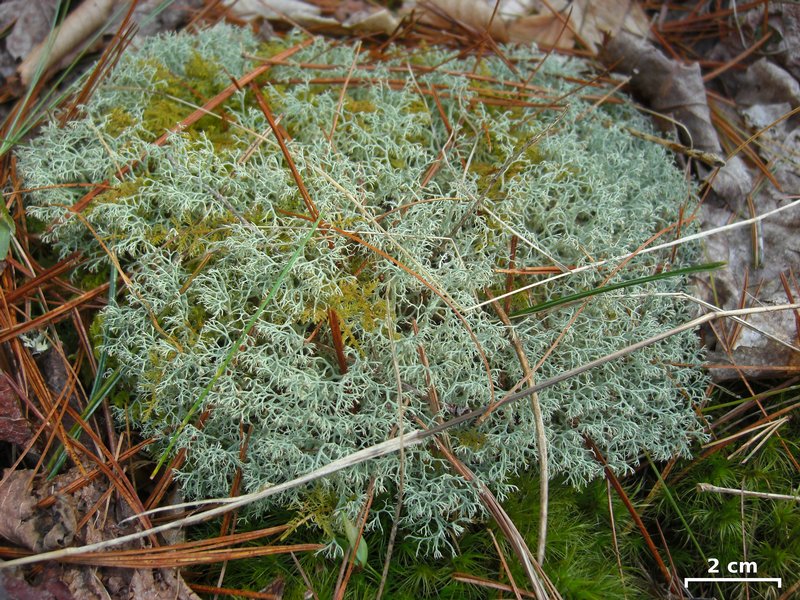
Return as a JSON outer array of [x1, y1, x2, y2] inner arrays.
[[93, 177, 147, 207], [111, 389, 130, 409], [167, 213, 238, 258], [251, 83, 288, 116], [301, 279, 388, 351], [213, 474, 646, 599], [405, 98, 431, 116], [184, 50, 224, 98], [133, 53, 243, 152], [148, 223, 169, 246], [105, 107, 136, 137], [256, 38, 297, 61], [88, 313, 105, 360], [286, 485, 340, 542], [522, 142, 547, 165], [453, 427, 488, 450], [344, 97, 377, 113]]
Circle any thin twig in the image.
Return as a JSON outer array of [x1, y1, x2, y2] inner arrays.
[[418, 416, 549, 600], [469, 197, 800, 312], [452, 572, 543, 599], [332, 479, 375, 600], [485, 290, 549, 565], [696, 483, 800, 503], [487, 528, 523, 600], [587, 438, 676, 594], [377, 290, 406, 600], [290, 552, 319, 600]]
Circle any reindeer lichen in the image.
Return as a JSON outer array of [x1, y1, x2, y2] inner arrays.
[[20, 25, 706, 555]]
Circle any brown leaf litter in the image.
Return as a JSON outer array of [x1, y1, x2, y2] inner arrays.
[[0, 376, 33, 447], [0, 468, 200, 600]]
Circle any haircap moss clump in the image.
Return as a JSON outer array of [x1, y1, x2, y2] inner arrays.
[[20, 25, 706, 554]]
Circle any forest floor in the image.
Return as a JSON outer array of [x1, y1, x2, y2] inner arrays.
[[0, 1, 798, 599]]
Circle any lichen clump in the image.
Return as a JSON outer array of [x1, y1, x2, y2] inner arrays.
[[21, 26, 705, 553]]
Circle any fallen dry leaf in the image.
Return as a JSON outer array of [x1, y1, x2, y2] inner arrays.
[[0, 469, 77, 552], [396, 0, 651, 51], [341, 9, 400, 36], [509, 0, 649, 50], [332, 0, 373, 23], [601, 31, 719, 151], [18, 0, 114, 86], [0, 375, 33, 447], [127, 569, 202, 600], [115, 0, 205, 39], [59, 566, 201, 600], [733, 58, 800, 109], [600, 30, 752, 204], [223, 0, 321, 22], [0, 570, 74, 600], [404, 0, 510, 42], [0, 467, 202, 600], [701, 194, 800, 380], [507, 12, 574, 48], [738, 2, 800, 83], [0, 0, 22, 36], [53, 468, 201, 600], [776, 4, 800, 80], [568, 0, 649, 52], [697, 36, 800, 379], [2, 0, 58, 61], [226, 0, 400, 36], [740, 102, 794, 138]]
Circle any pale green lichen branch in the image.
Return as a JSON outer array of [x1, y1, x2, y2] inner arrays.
[[20, 25, 711, 554]]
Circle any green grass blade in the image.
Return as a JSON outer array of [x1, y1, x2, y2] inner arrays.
[[0, 0, 70, 157], [46, 367, 122, 479], [701, 384, 800, 413], [646, 453, 724, 600], [646, 453, 706, 562], [152, 215, 323, 477], [509, 262, 726, 318], [0, 0, 146, 156], [0, 204, 15, 258]]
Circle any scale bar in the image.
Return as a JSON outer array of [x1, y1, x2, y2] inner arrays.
[[684, 578, 782, 588]]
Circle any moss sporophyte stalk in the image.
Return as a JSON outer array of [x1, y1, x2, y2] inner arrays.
[[20, 25, 708, 554]]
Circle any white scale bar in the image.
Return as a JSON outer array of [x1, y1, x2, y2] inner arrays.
[[684, 578, 782, 588]]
